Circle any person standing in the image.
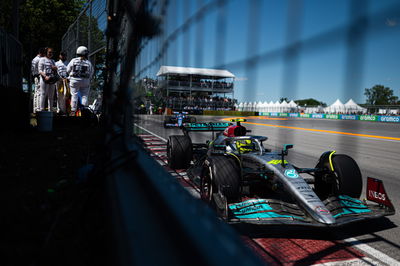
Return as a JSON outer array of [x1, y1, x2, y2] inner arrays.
[[55, 51, 69, 115], [38, 47, 58, 112], [31, 47, 46, 113], [66, 46, 94, 116]]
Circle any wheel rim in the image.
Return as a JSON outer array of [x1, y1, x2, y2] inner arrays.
[[201, 166, 213, 202]]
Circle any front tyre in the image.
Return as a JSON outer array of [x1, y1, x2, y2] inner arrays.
[[167, 135, 192, 170], [314, 153, 362, 199], [201, 156, 240, 203]]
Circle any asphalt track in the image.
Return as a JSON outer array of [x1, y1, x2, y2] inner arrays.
[[135, 115, 400, 265]]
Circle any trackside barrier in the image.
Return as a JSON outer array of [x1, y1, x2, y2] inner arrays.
[[102, 0, 266, 265], [359, 115, 378, 121], [203, 110, 256, 116], [300, 113, 311, 118], [379, 116, 400, 123], [326, 114, 339, 119], [258, 112, 400, 123], [311, 114, 324, 119], [340, 114, 357, 120]]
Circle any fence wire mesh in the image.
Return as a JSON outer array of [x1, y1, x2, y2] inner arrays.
[[70, 0, 400, 264], [128, 0, 400, 115], [61, 0, 107, 98], [0, 29, 22, 89]]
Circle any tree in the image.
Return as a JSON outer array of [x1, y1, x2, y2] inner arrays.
[[364, 85, 399, 105], [279, 97, 289, 103], [0, 0, 85, 80], [295, 98, 326, 107]]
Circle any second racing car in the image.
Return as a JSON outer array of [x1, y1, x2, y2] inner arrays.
[[166, 119, 395, 226], [164, 111, 196, 128]]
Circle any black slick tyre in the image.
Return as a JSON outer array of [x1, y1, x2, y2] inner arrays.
[[331, 154, 362, 198], [202, 155, 240, 202], [167, 135, 192, 170], [314, 154, 362, 199]]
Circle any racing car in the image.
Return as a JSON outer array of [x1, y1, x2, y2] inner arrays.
[[166, 119, 395, 226], [163, 111, 196, 128]]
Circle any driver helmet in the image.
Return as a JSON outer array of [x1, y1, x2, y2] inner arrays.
[[235, 139, 254, 153], [76, 46, 89, 56]]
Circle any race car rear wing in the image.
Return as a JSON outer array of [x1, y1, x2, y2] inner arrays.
[[183, 122, 232, 132]]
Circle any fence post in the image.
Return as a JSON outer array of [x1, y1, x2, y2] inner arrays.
[[88, 0, 92, 53]]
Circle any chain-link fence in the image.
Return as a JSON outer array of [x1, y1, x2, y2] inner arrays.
[[0, 28, 22, 89], [61, 0, 107, 60], [61, 0, 107, 100], [1, 28, 27, 129]]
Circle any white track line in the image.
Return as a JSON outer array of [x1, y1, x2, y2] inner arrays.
[[313, 257, 378, 266], [136, 122, 400, 266], [135, 123, 167, 142], [343, 237, 400, 266]]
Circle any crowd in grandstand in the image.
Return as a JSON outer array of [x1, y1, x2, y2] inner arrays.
[[166, 96, 235, 110], [200, 80, 233, 89]]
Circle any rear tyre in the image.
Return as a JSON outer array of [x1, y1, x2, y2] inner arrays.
[[314, 154, 362, 199], [201, 156, 240, 203], [167, 135, 192, 169]]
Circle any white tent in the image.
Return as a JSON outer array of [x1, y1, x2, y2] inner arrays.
[[274, 101, 281, 112], [280, 100, 289, 112], [259, 101, 266, 112], [305, 107, 320, 114], [256, 101, 263, 112], [344, 99, 367, 114], [242, 102, 248, 111], [248, 102, 253, 111], [268, 101, 274, 112], [288, 100, 298, 112], [245, 102, 250, 111], [238, 102, 244, 111], [325, 99, 346, 114]]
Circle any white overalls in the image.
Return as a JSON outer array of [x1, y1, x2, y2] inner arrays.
[[38, 57, 56, 111], [66, 57, 94, 112]]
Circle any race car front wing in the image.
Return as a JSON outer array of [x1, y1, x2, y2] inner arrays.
[[214, 177, 395, 227]]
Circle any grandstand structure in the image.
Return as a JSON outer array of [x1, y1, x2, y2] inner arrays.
[[157, 66, 236, 110]]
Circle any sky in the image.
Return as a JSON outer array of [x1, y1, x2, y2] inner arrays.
[[139, 0, 400, 105]]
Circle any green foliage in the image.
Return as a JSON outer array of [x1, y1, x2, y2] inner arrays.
[[0, 0, 85, 79], [295, 98, 327, 107], [364, 85, 399, 105], [73, 13, 106, 53], [279, 97, 289, 103]]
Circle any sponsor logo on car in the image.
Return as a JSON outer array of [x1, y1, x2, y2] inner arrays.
[[284, 169, 299, 178], [368, 191, 386, 201]]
